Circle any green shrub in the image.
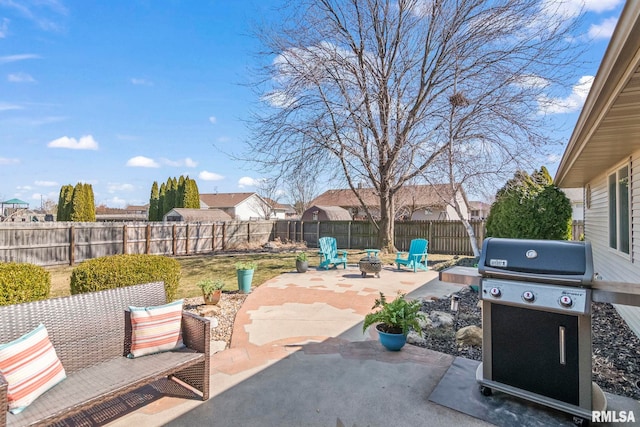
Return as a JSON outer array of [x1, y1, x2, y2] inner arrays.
[[486, 167, 572, 240], [70, 254, 181, 301], [0, 262, 50, 306]]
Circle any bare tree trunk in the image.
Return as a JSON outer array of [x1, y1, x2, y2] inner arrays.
[[378, 189, 395, 252]]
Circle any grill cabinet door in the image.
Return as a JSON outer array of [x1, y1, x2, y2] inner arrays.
[[491, 304, 579, 405]]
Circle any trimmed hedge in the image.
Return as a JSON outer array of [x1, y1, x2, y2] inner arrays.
[[0, 262, 51, 306], [70, 254, 181, 301]]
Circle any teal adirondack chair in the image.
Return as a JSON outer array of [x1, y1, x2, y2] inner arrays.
[[395, 239, 428, 272], [318, 237, 347, 270]]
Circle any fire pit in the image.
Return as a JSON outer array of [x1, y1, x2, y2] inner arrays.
[[359, 256, 382, 278]]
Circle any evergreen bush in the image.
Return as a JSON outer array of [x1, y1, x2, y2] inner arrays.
[[70, 254, 181, 301], [0, 262, 50, 306], [486, 167, 572, 240]]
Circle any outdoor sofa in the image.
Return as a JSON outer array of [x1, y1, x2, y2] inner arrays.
[[0, 281, 210, 426]]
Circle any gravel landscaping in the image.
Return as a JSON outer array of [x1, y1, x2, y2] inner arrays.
[[409, 286, 640, 400]]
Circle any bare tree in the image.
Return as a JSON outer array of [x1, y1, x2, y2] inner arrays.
[[285, 165, 320, 215], [253, 178, 282, 219], [248, 0, 583, 252]]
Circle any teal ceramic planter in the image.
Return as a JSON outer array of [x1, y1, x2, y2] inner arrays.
[[376, 326, 407, 351], [237, 269, 254, 294]]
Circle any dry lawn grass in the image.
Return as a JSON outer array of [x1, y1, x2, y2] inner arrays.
[[44, 249, 469, 300]]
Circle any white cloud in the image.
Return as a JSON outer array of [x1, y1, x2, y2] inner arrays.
[[583, 0, 624, 14], [130, 78, 153, 86], [47, 135, 99, 150], [0, 18, 8, 38], [17, 185, 32, 191], [199, 171, 225, 181], [107, 197, 127, 208], [0, 157, 19, 165], [538, 75, 594, 114], [35, 180, 58, 187], [238, 176, 260, 188], [217, 136, 231, 143], [0, 54, 40, 64], [8, 72, 36, 83], [209, 116, 217, 124], [107, 183, 135, 193], [263, 91, 297, 109], [126, 156, 159, 168], [161, 157, 198, 168], [513, 75, 550, 89], [547, 153, 562, 163], [588, 17, 618, 40], [0, 0, 67, 32], [0, 102, 22, 111], [541, 0, 623, 18]]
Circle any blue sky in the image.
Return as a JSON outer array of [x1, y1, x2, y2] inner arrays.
[[0, 0, 627, 208]]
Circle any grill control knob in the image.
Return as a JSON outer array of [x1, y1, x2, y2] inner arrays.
[[559, 295, 573, 308], [490, 287, 501, 298], [522, 291, 535, 302]]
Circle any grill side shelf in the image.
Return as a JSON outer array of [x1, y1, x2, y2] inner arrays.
[[591, 280, 640, 306]]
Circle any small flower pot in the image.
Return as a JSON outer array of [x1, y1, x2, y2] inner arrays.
[[376, 324, 407, 351], [202, 289, 222, 305], [296, 260, 309, 273], [237, 269, 254, 294]]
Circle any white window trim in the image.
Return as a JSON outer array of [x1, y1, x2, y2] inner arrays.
[[607, 160, 631, 259]]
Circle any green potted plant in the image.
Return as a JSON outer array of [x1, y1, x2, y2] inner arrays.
[[362, 292, 425, 351], [197, 278, 225, 305], [295, 252, 308, 273], [235, 261, 257, 294]]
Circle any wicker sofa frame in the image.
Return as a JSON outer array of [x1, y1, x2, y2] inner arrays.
[[0, 281, 210, 427]]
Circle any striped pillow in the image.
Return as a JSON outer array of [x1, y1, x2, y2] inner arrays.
[[128, 299, 185, 358], [0, 324, 67, 414]]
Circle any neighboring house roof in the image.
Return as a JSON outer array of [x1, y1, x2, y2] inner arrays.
[[200, 193, 257, 208], [164, 208, 232, 222], [556, 1, 640, 187], [262, 197, 288, 211], [468, 201, 491, 210], [302, 205, 352, 221], [2, 198, 28, 205], [125, 204, 149, 212], [310, 184, 462, 209]]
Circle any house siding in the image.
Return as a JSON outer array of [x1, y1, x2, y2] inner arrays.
[[586, 153, 640, 337]]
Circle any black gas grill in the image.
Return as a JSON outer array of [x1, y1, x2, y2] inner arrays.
[[476, 238, 605, 423]]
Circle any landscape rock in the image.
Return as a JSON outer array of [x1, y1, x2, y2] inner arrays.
[[455, 325, 482, 347], [428, 311, 454, 327], [406, 330, 427, 346]]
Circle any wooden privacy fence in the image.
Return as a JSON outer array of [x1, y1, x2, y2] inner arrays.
[[274, 219, 486, 255], [1, 219, 584, 266], [0, 221, 274, 267]]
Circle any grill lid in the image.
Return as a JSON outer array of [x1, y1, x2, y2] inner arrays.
[[478, 238, 593, 286]]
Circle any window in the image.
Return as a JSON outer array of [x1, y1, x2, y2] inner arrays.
[[608, 164, 630, 254]]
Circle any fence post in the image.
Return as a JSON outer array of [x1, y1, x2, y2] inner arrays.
[[222, 222, 226, 250], [348, 221, 352, 249], [316, 221, 320, 244], [185, 223, 190, 255], [300, 221, 304, 243], [172, 224, 177, 255], [146, 224, 151, 254], [212, 223, 216, 252], [247, 222, 251, 244], [69, 225, 75, 266], [123, 224, 128, 254]]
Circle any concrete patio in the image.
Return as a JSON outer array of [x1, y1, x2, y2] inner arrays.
[[52, 263, 638, 426]]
